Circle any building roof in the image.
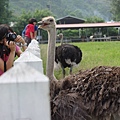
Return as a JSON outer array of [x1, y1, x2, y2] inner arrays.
[[56, 15, 85, 24], [56, 22, 120, 29]]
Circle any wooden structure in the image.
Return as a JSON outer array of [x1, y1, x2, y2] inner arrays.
[[56, 22, 120, 42], [56, 22, 120, 29]]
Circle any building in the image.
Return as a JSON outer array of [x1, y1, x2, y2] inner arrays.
[[56, 15, 85, 24]]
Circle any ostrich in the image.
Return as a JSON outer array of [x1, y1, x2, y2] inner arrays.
[[56, 32, 82, 78], [38, 16, 120, 120], [38, 16, 91, 119], [55, 43, 82, 78]]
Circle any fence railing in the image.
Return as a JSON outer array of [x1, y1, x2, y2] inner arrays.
[[0, 39, 51, 120]]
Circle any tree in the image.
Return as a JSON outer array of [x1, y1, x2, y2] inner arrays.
[[111, 0, 120, 21], [69, 9, 83, 18], [86, 16, 105, 23], [0, 0, 13, 24]]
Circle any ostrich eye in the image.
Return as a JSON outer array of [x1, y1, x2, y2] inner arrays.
[[49, 19, 53, 22]]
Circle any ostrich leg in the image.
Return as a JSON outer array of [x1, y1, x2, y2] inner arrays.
[[70, 66, 73, 75], [62, 66, 65, 78]]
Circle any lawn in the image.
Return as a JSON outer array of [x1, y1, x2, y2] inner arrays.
[[40, 41, 120, 79]]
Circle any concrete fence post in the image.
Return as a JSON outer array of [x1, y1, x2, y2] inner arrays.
[[14, 39, 43, 73], [0, 63, 50, 120], [26, 39, 41, 58], [14, 51, 43, 73]]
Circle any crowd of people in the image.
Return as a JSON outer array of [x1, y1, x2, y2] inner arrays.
[[0, 18, 38, 76]]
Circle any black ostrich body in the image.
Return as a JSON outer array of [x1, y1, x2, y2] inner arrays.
[[55, 43, 82, 77]]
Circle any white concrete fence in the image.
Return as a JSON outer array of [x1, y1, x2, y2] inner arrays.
[[0, 39, 51, 120]]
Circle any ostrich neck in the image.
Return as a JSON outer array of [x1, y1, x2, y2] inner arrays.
[[46, 27, 56, 80], [61, 37, 63, 45]]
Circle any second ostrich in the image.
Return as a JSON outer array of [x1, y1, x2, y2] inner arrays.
[[55, 43, 82, 78]]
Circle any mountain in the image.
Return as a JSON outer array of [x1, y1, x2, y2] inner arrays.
[[9, 0, 111, 21]]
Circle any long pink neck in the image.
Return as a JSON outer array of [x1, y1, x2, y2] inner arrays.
[[46, 27, 57, 81]]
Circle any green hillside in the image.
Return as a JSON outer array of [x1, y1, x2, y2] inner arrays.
[[9, 0, 111, 21]]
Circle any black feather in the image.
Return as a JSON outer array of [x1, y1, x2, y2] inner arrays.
[[55, 43, 82, 77]]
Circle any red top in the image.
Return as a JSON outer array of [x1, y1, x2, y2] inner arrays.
[[25, 24, 35, 38]]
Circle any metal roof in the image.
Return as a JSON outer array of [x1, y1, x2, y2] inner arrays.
[[56, 22, 120, 29], [56, 15, 85, 24]]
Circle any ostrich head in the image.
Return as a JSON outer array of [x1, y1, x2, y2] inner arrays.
[[57, 33, 63, 44], [38, 16, 56, 31], [38, 16, 57, 81]]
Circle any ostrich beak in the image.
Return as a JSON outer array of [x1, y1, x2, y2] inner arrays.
[[38, 21, 42, 25], [38, 21, 49, 29]]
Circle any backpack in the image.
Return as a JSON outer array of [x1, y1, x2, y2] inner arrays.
[[22, 25, 28, 37]]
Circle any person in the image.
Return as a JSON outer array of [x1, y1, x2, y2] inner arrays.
[[22, 24, 38, 38], [24, 18, 38, 46], [10, 25, 27, 52], [0, 24, 27, 76], [4, 24, 27, 55]]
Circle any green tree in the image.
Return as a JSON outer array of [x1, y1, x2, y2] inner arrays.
[[86, 16, 105, 23], [111, 0, 120, 21], [0, 0, 13, 24], [69, 9, 83, 18], [84, 16, 105, 37]]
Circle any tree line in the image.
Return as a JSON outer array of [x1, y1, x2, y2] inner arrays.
[[0, 0, 13, 24]]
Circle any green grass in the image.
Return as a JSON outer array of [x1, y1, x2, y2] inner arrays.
[[40, 41, 120, 79]]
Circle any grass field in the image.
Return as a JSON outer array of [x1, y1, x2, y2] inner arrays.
[[40, 41, 120, 79]]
